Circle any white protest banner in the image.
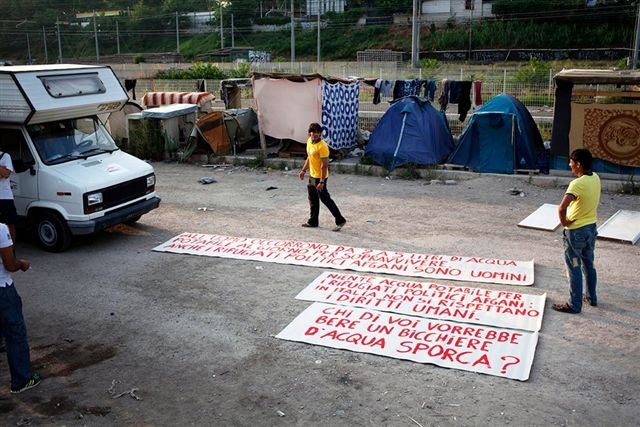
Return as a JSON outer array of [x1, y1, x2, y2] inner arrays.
[[154, 233, 534, 286], [296, 272, 546, 332], [276, 302, 538, 381]]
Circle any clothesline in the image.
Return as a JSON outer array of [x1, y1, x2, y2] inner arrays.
[[364, 78, 484, 122]]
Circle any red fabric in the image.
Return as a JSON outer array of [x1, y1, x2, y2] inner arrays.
[[474, 81, 483, 106]]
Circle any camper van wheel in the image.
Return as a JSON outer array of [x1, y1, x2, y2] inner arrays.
[[35, 212, 72, 252]]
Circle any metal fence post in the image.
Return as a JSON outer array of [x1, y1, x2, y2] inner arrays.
[[503, 69, 507, 93]]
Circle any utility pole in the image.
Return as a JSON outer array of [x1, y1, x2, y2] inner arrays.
[[633, 2, 640, 69], [220, 3, 224, 49], [290, 0, 295, 63], [26, 33, 32, 64], [411, 0, 419, 69], [176, 12, 180, 54], [93, 12, 100, 63], [43, 26, 48, 64], [56, 21, 62, 63], [468, 0, 474, 61], [317, 0, 321, 66], [116, 20, 120, 55]]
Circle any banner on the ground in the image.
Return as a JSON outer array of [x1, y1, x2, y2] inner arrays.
[[154, 233, 535, 286], [296, 272, 546, 332], [276, 302, 538, 381]]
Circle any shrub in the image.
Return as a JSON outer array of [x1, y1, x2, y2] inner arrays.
[[155, 62, 227, 80], [513, 58, 551, 84], [228, 63, 251, 78]]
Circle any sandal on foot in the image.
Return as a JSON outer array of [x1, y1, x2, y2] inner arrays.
[[552, 303, 579, 314], [332, 220, 346, 232]]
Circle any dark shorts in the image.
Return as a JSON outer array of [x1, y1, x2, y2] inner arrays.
[[0, 199, 18, 225]]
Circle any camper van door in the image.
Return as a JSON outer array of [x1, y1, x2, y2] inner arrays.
[[0, 127, 38, 214]]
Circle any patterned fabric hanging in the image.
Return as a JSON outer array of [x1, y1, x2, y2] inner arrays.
[[321, 80, 360, 149]]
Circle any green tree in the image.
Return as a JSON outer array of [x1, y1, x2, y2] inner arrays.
[[130, 0, 168, 27], [227, 0, 259, 27], [162, 0, 206, 14]]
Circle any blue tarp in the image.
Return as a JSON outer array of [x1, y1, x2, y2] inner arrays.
[[365, 96, 454, 171], [448, 93, 546, 174]]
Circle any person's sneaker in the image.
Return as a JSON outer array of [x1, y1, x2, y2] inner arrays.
[[552, 303, 579, 314], [583, 295, 597, 307], [10, 373, 41, 394], [332, 220, 347, 232], [301, 222, 317, 228]]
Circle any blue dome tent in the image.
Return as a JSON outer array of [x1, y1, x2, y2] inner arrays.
[[448, 93, 546, 174], [365, 96, 454, 171]]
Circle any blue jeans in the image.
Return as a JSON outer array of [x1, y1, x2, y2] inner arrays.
[[562, 223, 598, 312], [0, 283, 33, 388]]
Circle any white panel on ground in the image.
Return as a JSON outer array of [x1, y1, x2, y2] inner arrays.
[[597, 210, 640, 244], [518, 203, 561, 231]]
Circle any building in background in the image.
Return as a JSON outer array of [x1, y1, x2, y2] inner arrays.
[[306, 0, 346, 16], [421, 0, 494, 23]]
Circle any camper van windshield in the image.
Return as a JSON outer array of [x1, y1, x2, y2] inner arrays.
[[28, 117, 119, 165]]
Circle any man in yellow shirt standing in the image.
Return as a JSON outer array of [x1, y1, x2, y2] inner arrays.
[[553, 148, 601, 314], [298, 123, 347, 232]]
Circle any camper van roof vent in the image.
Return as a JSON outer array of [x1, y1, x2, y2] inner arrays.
[[39, 72, 106, 98]]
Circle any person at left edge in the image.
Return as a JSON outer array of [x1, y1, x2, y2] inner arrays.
[[0, 150, 18, 242], [0, 222, 41, 393]]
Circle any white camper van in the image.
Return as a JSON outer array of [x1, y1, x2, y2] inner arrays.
[[0, 64, 160, 252]]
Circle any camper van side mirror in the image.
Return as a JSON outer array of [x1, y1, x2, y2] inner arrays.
[[13, 158, 35, 174]]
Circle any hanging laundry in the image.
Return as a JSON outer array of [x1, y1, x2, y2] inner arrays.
[[449, 80, 462, 103], [457, 81, 473, 121], [373, 79, 383, 104], [393, 79, 422, 100], [424, 80, 437, 101], [380, 80, 394, 97], [322, 80, 360, 149], [438, 79, 450, 112], [474, 80, 483, 106], [372, 79, 394, 104]]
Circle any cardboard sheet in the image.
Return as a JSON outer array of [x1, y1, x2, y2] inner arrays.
[[597, 210, 640, 244], [518, 203, 561, 231]]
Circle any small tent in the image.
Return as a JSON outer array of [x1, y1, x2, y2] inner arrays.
[[365, 96, 454, 171], [447, 93, 546, 174]]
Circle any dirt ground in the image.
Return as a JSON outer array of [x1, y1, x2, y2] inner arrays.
[[1, 160, 639, 426]]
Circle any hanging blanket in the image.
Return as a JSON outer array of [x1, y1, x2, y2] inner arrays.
[[253, 78, 322, 143], [321, 80, 360, 149]]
